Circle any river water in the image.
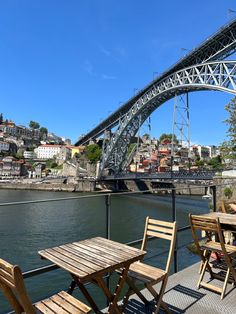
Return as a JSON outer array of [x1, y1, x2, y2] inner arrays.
[[0, 189, 210, 313]]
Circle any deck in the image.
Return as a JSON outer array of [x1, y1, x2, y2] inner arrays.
[[117, 262, 236, 314]]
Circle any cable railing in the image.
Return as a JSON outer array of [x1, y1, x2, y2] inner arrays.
[[0, 182, 235, 313]]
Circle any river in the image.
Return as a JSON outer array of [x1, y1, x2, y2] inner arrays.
[[0, 189, 210, 313]]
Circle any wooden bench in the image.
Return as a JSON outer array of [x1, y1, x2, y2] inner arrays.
[[0, 258, 92, 314]]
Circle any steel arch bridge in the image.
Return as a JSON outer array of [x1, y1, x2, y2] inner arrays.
[[98, 60, 236, 177]]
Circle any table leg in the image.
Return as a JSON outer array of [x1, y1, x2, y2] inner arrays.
[[75, 279, 101, 314], [94, 266, 129, 314]]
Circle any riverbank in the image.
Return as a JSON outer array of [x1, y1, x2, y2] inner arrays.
[[0, 180, 96, 192]]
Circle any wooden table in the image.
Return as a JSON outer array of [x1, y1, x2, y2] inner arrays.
[[38, 237, 146, 314], [204, 212, 236, 230]]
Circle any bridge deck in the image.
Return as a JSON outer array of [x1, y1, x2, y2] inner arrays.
[[104, 262, 236, 313]]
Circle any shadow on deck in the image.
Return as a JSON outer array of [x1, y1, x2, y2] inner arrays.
[[121, 262, 236, 313]]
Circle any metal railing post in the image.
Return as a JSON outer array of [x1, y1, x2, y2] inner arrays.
[[172, 188, 178, 273], [105, 194, 111, 306], [105, 194, 111, 239], [212, 185, 217, 212]]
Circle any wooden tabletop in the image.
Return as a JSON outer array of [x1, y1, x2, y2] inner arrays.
[[38, 237, 146, 282], [203, 212, 236, 227]]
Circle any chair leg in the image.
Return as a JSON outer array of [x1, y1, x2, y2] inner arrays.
[[221, 267, 230, 300], [125, 277, 149, 305], [147, 284, 171, 314]]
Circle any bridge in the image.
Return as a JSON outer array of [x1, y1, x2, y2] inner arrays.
[[76, 19, 236, 178], [100, 170, 216, 181]]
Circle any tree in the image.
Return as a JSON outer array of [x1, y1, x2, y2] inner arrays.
[[29, 120, 40, 129], [207, 155, 223, 170], [0, 113, 3, 124], [85, 144, 101, 164], [220, 97, 236, 163], [159, 133, 177, 143], [40, 127, 48, 134]]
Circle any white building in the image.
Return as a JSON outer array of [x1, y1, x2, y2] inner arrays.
[[23, 151, 36, 159], [36, 145, 63, 159]]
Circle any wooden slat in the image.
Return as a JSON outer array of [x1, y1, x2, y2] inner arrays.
[[95, 237, 144, 253], [41, 298, 69, 314], [68, 243, 119, 265], [57, 245, 108, 270], [49, 294, 81, 313], [148, 219, 174, 227], [200, 281, 223, 294], [58, 291, 91, 313], [71, 243, 124, 263], [0, 259, 14, 274], [65, 244, 111, 268], [147, 230, 172, 240], [0, 269, 15, 286], [81, 240, 134, 260], [89, 237, 141, 256], [147, 224, 174, 235], [38, 250, 87, 278], [52, 247, 101, 273], [34, 302, 55, 313]]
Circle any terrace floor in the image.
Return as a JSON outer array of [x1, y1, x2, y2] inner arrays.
[[116, 262, 236, 314]]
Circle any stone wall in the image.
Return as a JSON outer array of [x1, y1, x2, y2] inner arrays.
[[214, 175, 236, 209]]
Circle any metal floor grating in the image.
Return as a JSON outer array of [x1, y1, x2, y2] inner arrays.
[[121, 262, 236, 313]]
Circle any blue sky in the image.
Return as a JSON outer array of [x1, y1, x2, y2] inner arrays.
[[0, 0, 236, 145]]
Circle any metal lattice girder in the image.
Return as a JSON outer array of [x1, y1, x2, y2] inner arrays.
[[99, 61, 236, 176], [76, 19, 236, 146]]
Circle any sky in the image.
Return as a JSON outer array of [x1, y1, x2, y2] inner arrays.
[[0, 0, 236, 145]]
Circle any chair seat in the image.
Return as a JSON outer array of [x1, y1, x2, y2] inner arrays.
[[129, 261, 166, 283], [34, 291, 91, 314], [201, 241, 236, 255]]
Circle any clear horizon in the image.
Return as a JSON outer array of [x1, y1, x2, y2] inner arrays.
[[0, 0, 235, 145]]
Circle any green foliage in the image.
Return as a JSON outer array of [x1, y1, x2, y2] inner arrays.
[[159, 133, 177, 143], [46, 159, 58, 168], [40, 127, 48, 134], [224, 187, 233, 199], [29, 120, 40, 129], [85, 144, 101, 163], [195, 159, 204, 167], [0, 113, 3, 124], [128, 143, 136, 155], [207, 155, 223, 170], [221, 97, 236, 162]]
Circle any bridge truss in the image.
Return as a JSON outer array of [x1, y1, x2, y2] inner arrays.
[[76, 19, 236, 147], [99, 61, 236, 176]]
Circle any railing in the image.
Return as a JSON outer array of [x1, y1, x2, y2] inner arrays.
[[0, 182, 234, 313], [101, 170, 217, 181]]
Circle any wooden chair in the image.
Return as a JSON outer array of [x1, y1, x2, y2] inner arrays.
[[220, 200, 236, 214], [189, 214, 236, 299], [122, 217, 177, 314], [0, 258, 92, 314]]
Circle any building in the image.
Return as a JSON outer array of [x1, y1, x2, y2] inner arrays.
[[0, 141, 10, 152], [0, 156, 25, 177], [23, 150, 36, 159], [36, 144, 65, 159]]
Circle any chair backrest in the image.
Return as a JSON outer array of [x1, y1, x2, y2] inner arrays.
[[220, 200, 236, 214], [189, 214, 227, 255], [0, 258, 35, 314], [141, 217, 177, 273]]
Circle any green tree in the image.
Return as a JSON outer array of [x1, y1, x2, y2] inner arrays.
[[29, 120, 40, 129], [159, 133, 177, 143], [85, 144, 101, 163], [0, 113, 3, 124], [220, 97, 236, 162], [207, 155, 223, 170], [40, 127, 48, 135]]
